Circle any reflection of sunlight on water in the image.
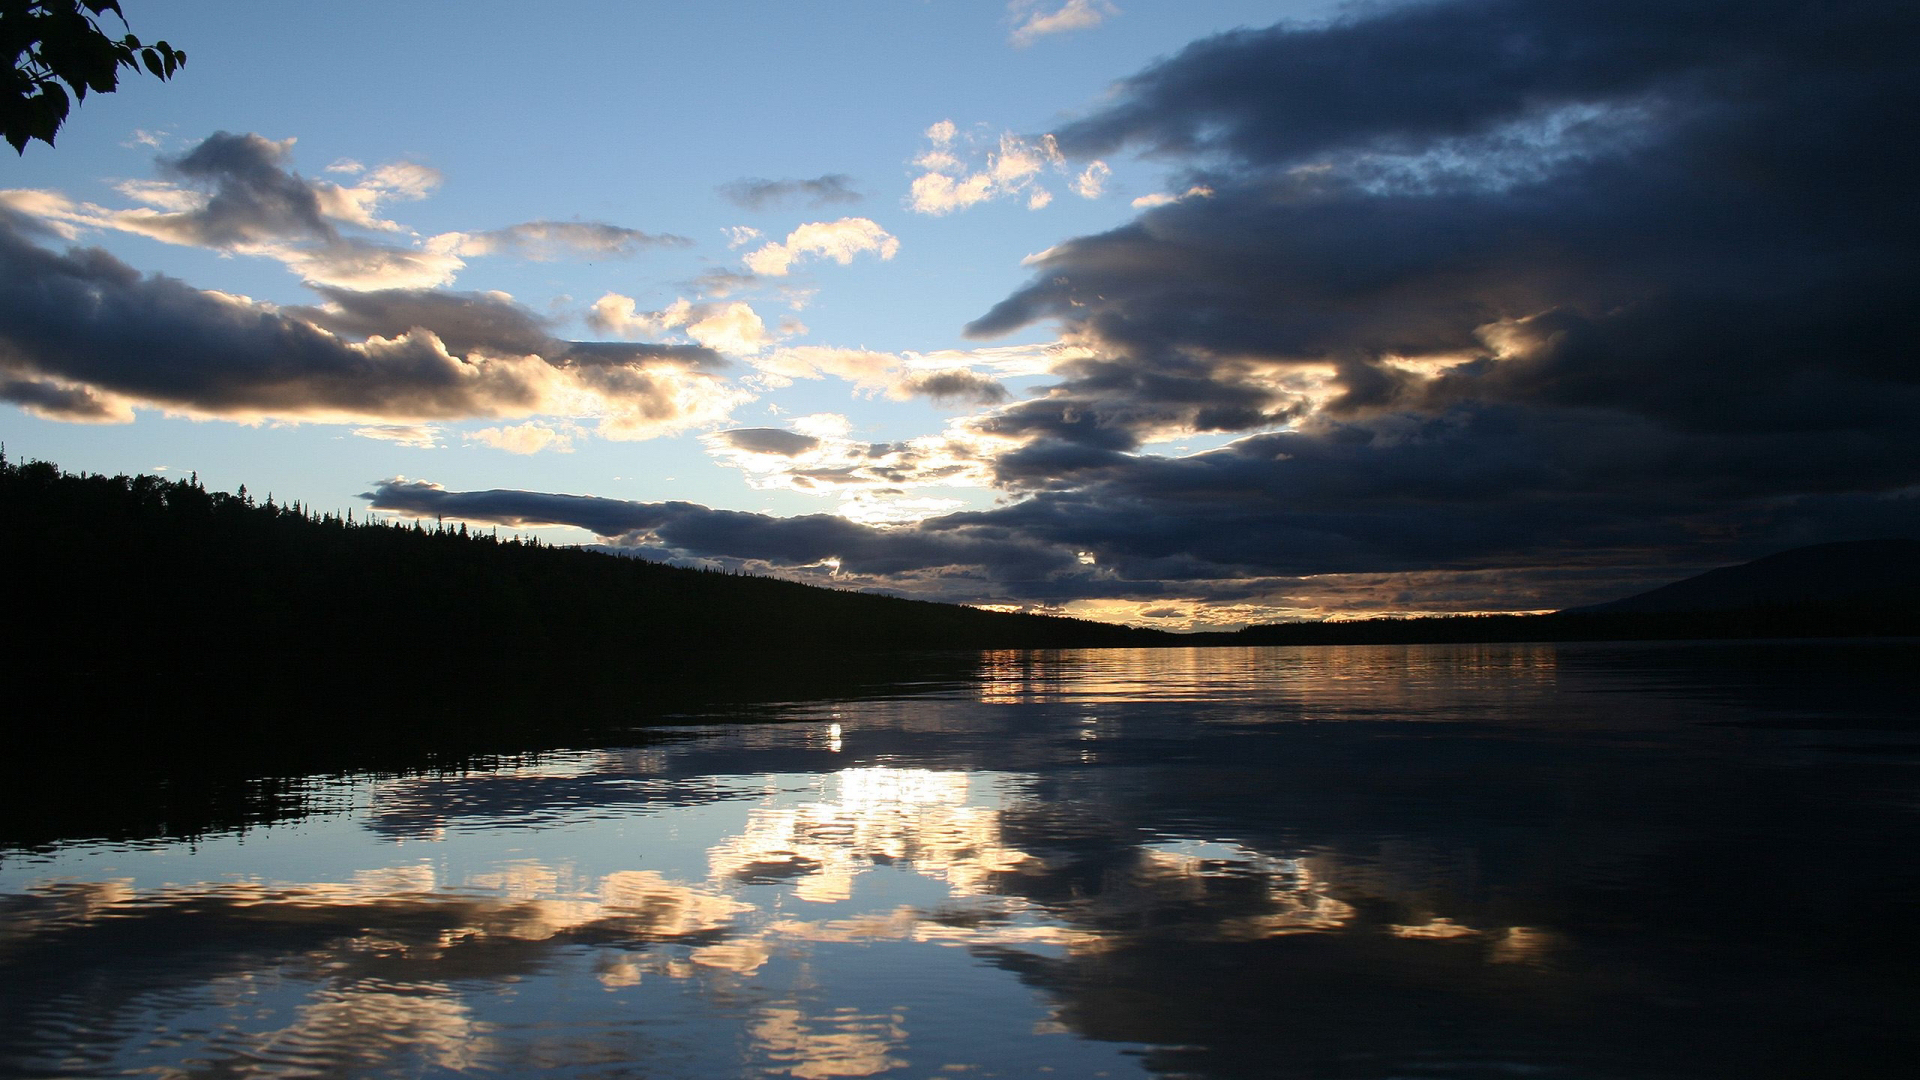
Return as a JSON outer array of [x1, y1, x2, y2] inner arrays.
[[974, 644, 1563, 718]]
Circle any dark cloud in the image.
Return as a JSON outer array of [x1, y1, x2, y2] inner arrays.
[[0, 217, 731, 428], [106, 131, 459, 289], [0, 377, 123, 421], [712, 428, 821, 457], [448, 220, 692, 260], [151, 131, 336, 248], [718, 174, 863, 210], [946, 0, 1920, 596], [685, 269, 760, 297], [899, 369, 1011, 407], [289, 287, 727, 371], [363, 481, 1080, 584]]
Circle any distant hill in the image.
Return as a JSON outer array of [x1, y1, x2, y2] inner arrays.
[[1229, 539, 1920, 647], [1567, 539, 1920, 614]]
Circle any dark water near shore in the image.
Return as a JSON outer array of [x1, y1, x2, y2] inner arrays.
[[3, 641, 1916, 1078]]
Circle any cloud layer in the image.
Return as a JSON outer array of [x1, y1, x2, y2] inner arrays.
[[380, 0, 1920, 621], [947, 0, 1920, 602], [0, 213, 743, 439]]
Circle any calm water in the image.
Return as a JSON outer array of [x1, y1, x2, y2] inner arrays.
[[3, 642, 1916, 1079]]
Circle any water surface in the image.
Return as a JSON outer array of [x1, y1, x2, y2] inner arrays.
[[3, 642, 1916, 1078]]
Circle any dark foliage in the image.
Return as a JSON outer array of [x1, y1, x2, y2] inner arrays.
[[0, 454, 1164, 665], [2, 0, 183, 152], [0, 452, 1171, 815]]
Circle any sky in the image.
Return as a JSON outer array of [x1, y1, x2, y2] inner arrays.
[[3, 0, 1916, 630]]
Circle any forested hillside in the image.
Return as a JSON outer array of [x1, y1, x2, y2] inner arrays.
[[1, 454, 1164, 659]]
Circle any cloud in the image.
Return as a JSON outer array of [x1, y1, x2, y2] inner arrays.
[[0, 376, 132, 422], [708, 427, 821, 458], [363, 478, 1078, 584], [908, 127, 1069, 215], [719, 174, 864, 210], [698, 413, 1005, 511], [467, 421, 575, 454], [352, 424, 442, 448], [895, 369, 1010, 407], [6, 132, 467, 290], [1009, 1, 1118, 47], [427, 221, 691, 261], [928, 0, 1920, 598], [0, 217, 747, 440], [1130, 184, 1212, 209], [743, 218, 899, 276], [1069, 160, 1110, 198], [7, 133, 686, 291], [589, 294, 774, 356], [353, 420, 441, 445], [743, 345, 1015, 408]]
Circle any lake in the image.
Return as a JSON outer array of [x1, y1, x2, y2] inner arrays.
[[3, 641, 1916, 1079]]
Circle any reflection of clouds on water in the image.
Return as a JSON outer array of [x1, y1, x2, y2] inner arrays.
[[247, 984, 498, 1076], [0, 759, 1561, 1075], [752, 1003, 909, 1079], [709, 767, 1040, 903]]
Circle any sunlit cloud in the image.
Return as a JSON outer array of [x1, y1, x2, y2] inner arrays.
[[352, 424, 443, 448], [700, 414, 1003, 520], [467, 421, 575, 454], [1008, 0, 1118, 47], [0, 218, 750, 441], [1069, 160, 1110, 198], [590, 294, 776, 356], [743, 217, 899, 277], [906, 124, 1099, 214], [1130, 183, 1213, 208]]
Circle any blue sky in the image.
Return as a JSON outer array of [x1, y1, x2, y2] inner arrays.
[[5, 1, 1915, 627]]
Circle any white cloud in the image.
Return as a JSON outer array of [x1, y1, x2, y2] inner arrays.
[[723, 225, 764, 248], [685, 302, 772, 355], [700, 415, 1005, 519], [588, 293, 675, 338], [315, 162, 443, 231], [1009, 0, 1118, 47], [467, 421, 575, 454], [352, 424, 443, 448], [589, 294, 775, 356], [1130, 184, 1215, 208], [7, 138, 463, 290], [1070, 160, 1111, 199], [743, 218, 899, 276], [907, 128, 1073, 215], [746, 345, 1017, 408], [754, 345, 900, 388], [910, 171, 998, 216], [276, 243, 466, 291]]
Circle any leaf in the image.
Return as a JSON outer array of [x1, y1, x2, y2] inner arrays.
[[141, 48, 162, 78]]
